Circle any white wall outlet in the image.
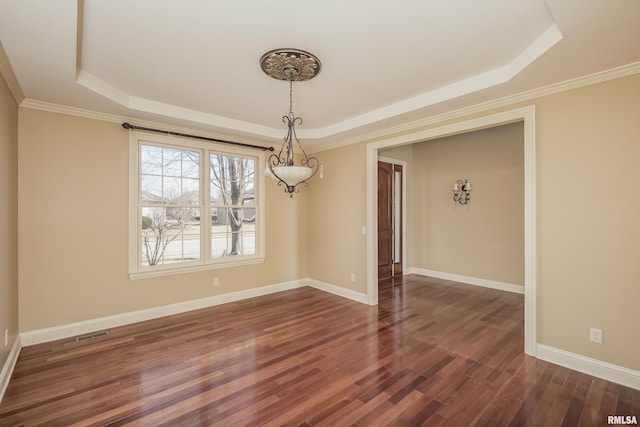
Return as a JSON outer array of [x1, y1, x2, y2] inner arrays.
[[213, 277, 220, 287], [589, 328, 603, 344], [351, 273, 356, 282], [4, 329, 8, 347], [361, 226, 367, 235]]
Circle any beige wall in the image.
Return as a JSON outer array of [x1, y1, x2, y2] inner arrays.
[[378, 144, 414, 165], [307, 142, 368, 292], [404, 122, 524, 285], [0, 59, 19, 367], [534, 75, 640, 370], [309, 73, 640, 371], [18, 108, 308, 332]]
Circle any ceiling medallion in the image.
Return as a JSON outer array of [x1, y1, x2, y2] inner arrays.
[[259, 48, 321, 81], [261, 48, 323, 197]]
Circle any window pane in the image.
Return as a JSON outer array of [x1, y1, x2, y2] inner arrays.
[[210, 207, 256, 259], [210, 155, 253, 182], [141, 145, 163, 175], [211, 231, 227, 258], [210, 155, 222, 179], [141, 144, 201, 206], [182, 177, 199, 204], [141, 207, 200, 266], [182, 151, 200, 178], [243, 207, 256, 223], [181, 213, 201, 261], [210, 182, 222, 203], [210, 154, 255, 208], [243, 189, 256, 206], [141, 175, 162, 203], [227, 232, 240, 256], [163, 177, 181, 202], [243, 222, 256, 255], [221, 180, 244, 202], [211, 206, 228, 258], [163, 148, 182, 177]]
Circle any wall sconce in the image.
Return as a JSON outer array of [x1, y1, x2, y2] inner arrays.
[[453, 179, 472, 205]]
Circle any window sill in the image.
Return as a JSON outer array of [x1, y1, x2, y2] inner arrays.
[[129, 257, 265, 280]]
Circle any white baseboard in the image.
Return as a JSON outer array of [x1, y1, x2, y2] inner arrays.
[[407, 267, 525, 294], [0, 335, 21, 402], [537, 344, 640, 391], [308, 279, 369, 304], [14, 278, 639, 393], [20, 279, 308, 346]]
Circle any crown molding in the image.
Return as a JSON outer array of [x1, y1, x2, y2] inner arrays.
[[20, 98, 124, 123], [18, 99, 274, 149], [313, 61, 640, 153], [18, 61, 640, 153]]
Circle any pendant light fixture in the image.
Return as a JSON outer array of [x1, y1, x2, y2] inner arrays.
[[260, 48, 323, 197]]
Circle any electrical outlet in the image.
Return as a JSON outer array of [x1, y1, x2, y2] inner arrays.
[[213, 277, 220, 287], [351, 273, 356, 282], [590, 328, 603, 344]]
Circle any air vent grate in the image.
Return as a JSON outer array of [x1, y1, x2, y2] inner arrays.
[[75, 331, 109, 342]]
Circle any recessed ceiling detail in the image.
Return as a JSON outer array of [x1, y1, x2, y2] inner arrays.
[[1, 0, 640, 150], [75, 22, 562, 141]]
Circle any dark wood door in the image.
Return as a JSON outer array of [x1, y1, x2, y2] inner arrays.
[[378, 161, 393, 279], [393, 164, 403, 276]]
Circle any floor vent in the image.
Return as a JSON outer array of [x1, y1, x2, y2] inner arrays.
[[75, 331, 109, 342]]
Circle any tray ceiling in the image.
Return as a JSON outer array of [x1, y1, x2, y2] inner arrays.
[[1, 0, 639, 150]]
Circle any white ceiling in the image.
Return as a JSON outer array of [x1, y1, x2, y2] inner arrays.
[[1, 0, 639, 150]]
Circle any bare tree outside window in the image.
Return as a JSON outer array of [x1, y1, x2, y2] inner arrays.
[[141, 206, 198, 266], [210, 154, 256, 257]]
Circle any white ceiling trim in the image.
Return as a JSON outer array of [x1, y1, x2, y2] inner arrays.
[[21, 60, 640, 153], [76, 69, 128, 105], [76, 69, 282, 140], [75, 22, 562, 141], [508, 24, 563, 76], [314, 60, 640, 153], [312, 24, 563, 140]]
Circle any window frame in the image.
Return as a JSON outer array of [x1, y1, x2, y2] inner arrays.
[[128, 131, 265, 280]]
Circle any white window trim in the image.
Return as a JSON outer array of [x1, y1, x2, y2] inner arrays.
[[128, 131, 265, 280]]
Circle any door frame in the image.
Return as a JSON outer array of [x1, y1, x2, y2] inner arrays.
[[365, 105, 537, 357], [378, 156, 407, 278]]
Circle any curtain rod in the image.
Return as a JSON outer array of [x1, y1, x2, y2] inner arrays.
[[122, 123, 274, 152]]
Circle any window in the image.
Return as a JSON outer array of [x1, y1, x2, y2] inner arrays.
[[129, 132, 265, 279]]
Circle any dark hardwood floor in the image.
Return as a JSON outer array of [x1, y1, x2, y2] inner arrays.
[[1, 275, 638, 426]]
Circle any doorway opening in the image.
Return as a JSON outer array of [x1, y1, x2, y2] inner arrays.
[[366, 106, 536, 356]]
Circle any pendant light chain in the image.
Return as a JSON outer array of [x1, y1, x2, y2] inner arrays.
[[289, 80, 294, 116]]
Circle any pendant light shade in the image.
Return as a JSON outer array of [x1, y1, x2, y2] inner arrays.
[[272, 166, 313, 186]]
